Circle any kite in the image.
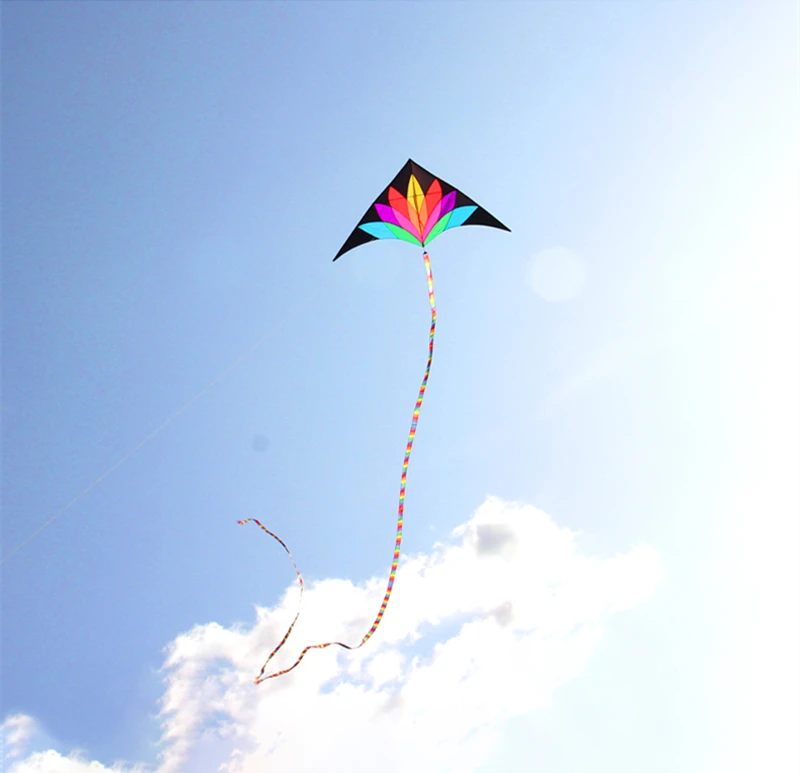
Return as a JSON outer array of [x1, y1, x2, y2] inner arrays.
[[240, 159, 510, 683]]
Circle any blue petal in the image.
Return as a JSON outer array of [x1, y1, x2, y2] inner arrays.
[[444, 205, 478, 230], [359, 222, 399, 240]]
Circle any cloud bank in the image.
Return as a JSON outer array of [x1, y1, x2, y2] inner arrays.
[[2, 496, 662, 773]]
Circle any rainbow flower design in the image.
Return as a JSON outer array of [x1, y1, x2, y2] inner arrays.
[[334, 159, 509, 260], [359, 175, 477, 248]]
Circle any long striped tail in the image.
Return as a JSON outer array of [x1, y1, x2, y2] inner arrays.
[[241, 251, 437, 683]]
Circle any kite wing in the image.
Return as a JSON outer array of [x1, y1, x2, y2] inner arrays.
[[333, 159, 510, 260]]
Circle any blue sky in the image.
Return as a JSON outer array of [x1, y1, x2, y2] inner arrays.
[[1, 2, 797, 771]]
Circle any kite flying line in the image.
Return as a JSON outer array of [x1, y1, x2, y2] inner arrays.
[[239, 251, 436, 682], [1, 276, 334, 566]]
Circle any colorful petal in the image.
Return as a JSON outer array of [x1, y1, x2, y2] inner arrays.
[[418, 180, 444, 240], [422, 200, 444, 242], [359, 220, 423, 246], [423, 211, 452, 245], [440, 190, 457, 217], [375, 202, 401, 227], [406, 174, 425, 213], [444, 205, 477, 231], [385, 204, 422, 241], [388, 186, 410, 221], [359, 222, 400, 240], [424, 179, 442, 216], [406, 174, 425, 238], [421, 190, 457, 242], [385, 222, 422, 246], [418, 198, 429, 235]]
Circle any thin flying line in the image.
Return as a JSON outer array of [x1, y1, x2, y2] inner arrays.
[[1, 278, 333, 565]]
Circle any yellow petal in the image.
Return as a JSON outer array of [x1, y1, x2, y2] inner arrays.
[[407, 174, 424, 214]]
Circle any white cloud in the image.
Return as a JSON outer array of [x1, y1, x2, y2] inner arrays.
[[1, 715, 38, 762], [1, 714, 151, 773], [3, 496, 662, 773]]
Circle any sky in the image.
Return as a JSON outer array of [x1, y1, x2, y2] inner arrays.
[[1, 2, 798, 771]]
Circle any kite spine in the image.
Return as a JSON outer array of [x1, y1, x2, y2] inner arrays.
[[241, 251, 437, 683]]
